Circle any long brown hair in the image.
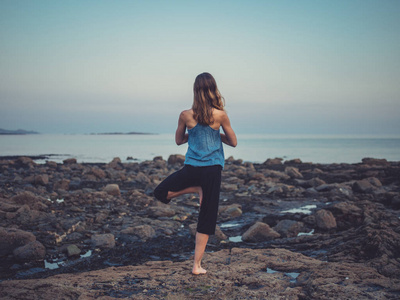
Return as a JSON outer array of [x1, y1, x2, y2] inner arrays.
[[192, 72, 225, 125]]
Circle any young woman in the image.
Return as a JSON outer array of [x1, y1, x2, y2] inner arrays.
[[154, 72, 237, 275]]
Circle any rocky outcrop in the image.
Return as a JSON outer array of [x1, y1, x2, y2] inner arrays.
[[0, 155, 399, 299]]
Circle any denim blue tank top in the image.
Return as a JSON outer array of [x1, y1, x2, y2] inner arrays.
[[184, 123, 225, 168]]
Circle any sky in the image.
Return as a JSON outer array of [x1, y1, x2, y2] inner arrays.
[[1, 0, 399, 135]]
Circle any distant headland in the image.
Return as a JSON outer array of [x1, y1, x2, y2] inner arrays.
[[0, 128, 39, 135]]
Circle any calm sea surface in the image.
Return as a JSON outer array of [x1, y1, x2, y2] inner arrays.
[[0, 134, 399, 164]]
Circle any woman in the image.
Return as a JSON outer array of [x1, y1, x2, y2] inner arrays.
[[154, 72, 237, 275]]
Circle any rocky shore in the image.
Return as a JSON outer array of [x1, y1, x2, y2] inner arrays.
[[0, 155, 399, 299]]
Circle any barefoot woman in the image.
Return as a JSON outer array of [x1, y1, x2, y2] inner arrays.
[[154, 72, 237, 275]]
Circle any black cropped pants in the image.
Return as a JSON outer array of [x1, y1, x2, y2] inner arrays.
[[154, 164, 222, 235]]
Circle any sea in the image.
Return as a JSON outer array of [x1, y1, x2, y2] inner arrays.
[[0, 133, 399, 165]]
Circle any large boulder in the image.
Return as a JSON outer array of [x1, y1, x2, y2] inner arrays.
[[13, 241, 46, 262], [0, 227, 36, 256], [315, 209, 337, 230], [242, 222, 280, 242]]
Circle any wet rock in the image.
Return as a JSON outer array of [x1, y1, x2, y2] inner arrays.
[[67, 245, 81, 257], [0, 227, 36, 256], [242, 222, 280, 242], [91, 234, 115, 249], [13, 241, 46, 262], [219, 204, 242, 220], [315, 209, 337, 230], [103, 184, 120, 196], [273, 220, 306, 237], [91, 167, 106, 179]]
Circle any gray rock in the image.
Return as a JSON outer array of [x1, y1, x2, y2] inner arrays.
[[242, 222, 280, 242], [91, 233, 115, 249], [67, 244, 81, 257]]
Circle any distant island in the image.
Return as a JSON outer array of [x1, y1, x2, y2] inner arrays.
[[0, 128, 39, 135], [91, 132, 157, 135]]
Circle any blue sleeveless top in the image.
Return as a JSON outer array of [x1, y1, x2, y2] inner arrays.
[[184, 123, 225, 168]]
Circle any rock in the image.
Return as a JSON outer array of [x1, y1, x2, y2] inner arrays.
[[315, 209, 337, 230], [285, 167, 303, 179], [353, 178, 382, 193], [13, 241, 46, 262], [242, 222, 280, 242], [103, 184, 120, 196], [11, 191, 47, 211], [107, 157, 122, 169], [273, 220, 306, 238], [284, 158, 302, 164], [34, 174, 49, 185], [219, 204, 242, 220], [91, 234, 115, 249], [46, 161, 58, 168], [361, 157, 389, 166], [132, 225, 156, 241], [67, 245, 81, 257], [167, 154, 185, 165], [135, 172, 150, 185], [263, 158, 283, 165], [17, 156, 35, 165], [91, 167, 106, 179], [147, 207, 176, 218], [63, 158, 77, 164], [53, 179, 70, 191], [0, 227, 36, 256], [221, 183, 238, 191]]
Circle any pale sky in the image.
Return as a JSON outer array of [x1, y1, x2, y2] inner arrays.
[[1, 0, 399, 134]]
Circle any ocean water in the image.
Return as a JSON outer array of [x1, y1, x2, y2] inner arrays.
[[0, 133, 399, 164]]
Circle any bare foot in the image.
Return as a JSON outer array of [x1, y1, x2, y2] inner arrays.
[[192, 266, 207, 275]]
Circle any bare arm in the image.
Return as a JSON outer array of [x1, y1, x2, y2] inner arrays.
[[220, 112, 237, 147], [175, 111, 188, 145]]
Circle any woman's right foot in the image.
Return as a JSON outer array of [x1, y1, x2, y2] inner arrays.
[[192, 265, 207, 275]]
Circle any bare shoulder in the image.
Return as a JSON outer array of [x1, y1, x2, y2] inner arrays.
[[180, 109, 194, 120], [213, 109, 228, 123]]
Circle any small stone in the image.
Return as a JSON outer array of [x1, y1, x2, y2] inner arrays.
[[67, 245, 81, 257], [103, 184, 120, 196]]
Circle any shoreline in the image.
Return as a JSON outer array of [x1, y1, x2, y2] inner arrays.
[[0, 155, 399, 298]]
